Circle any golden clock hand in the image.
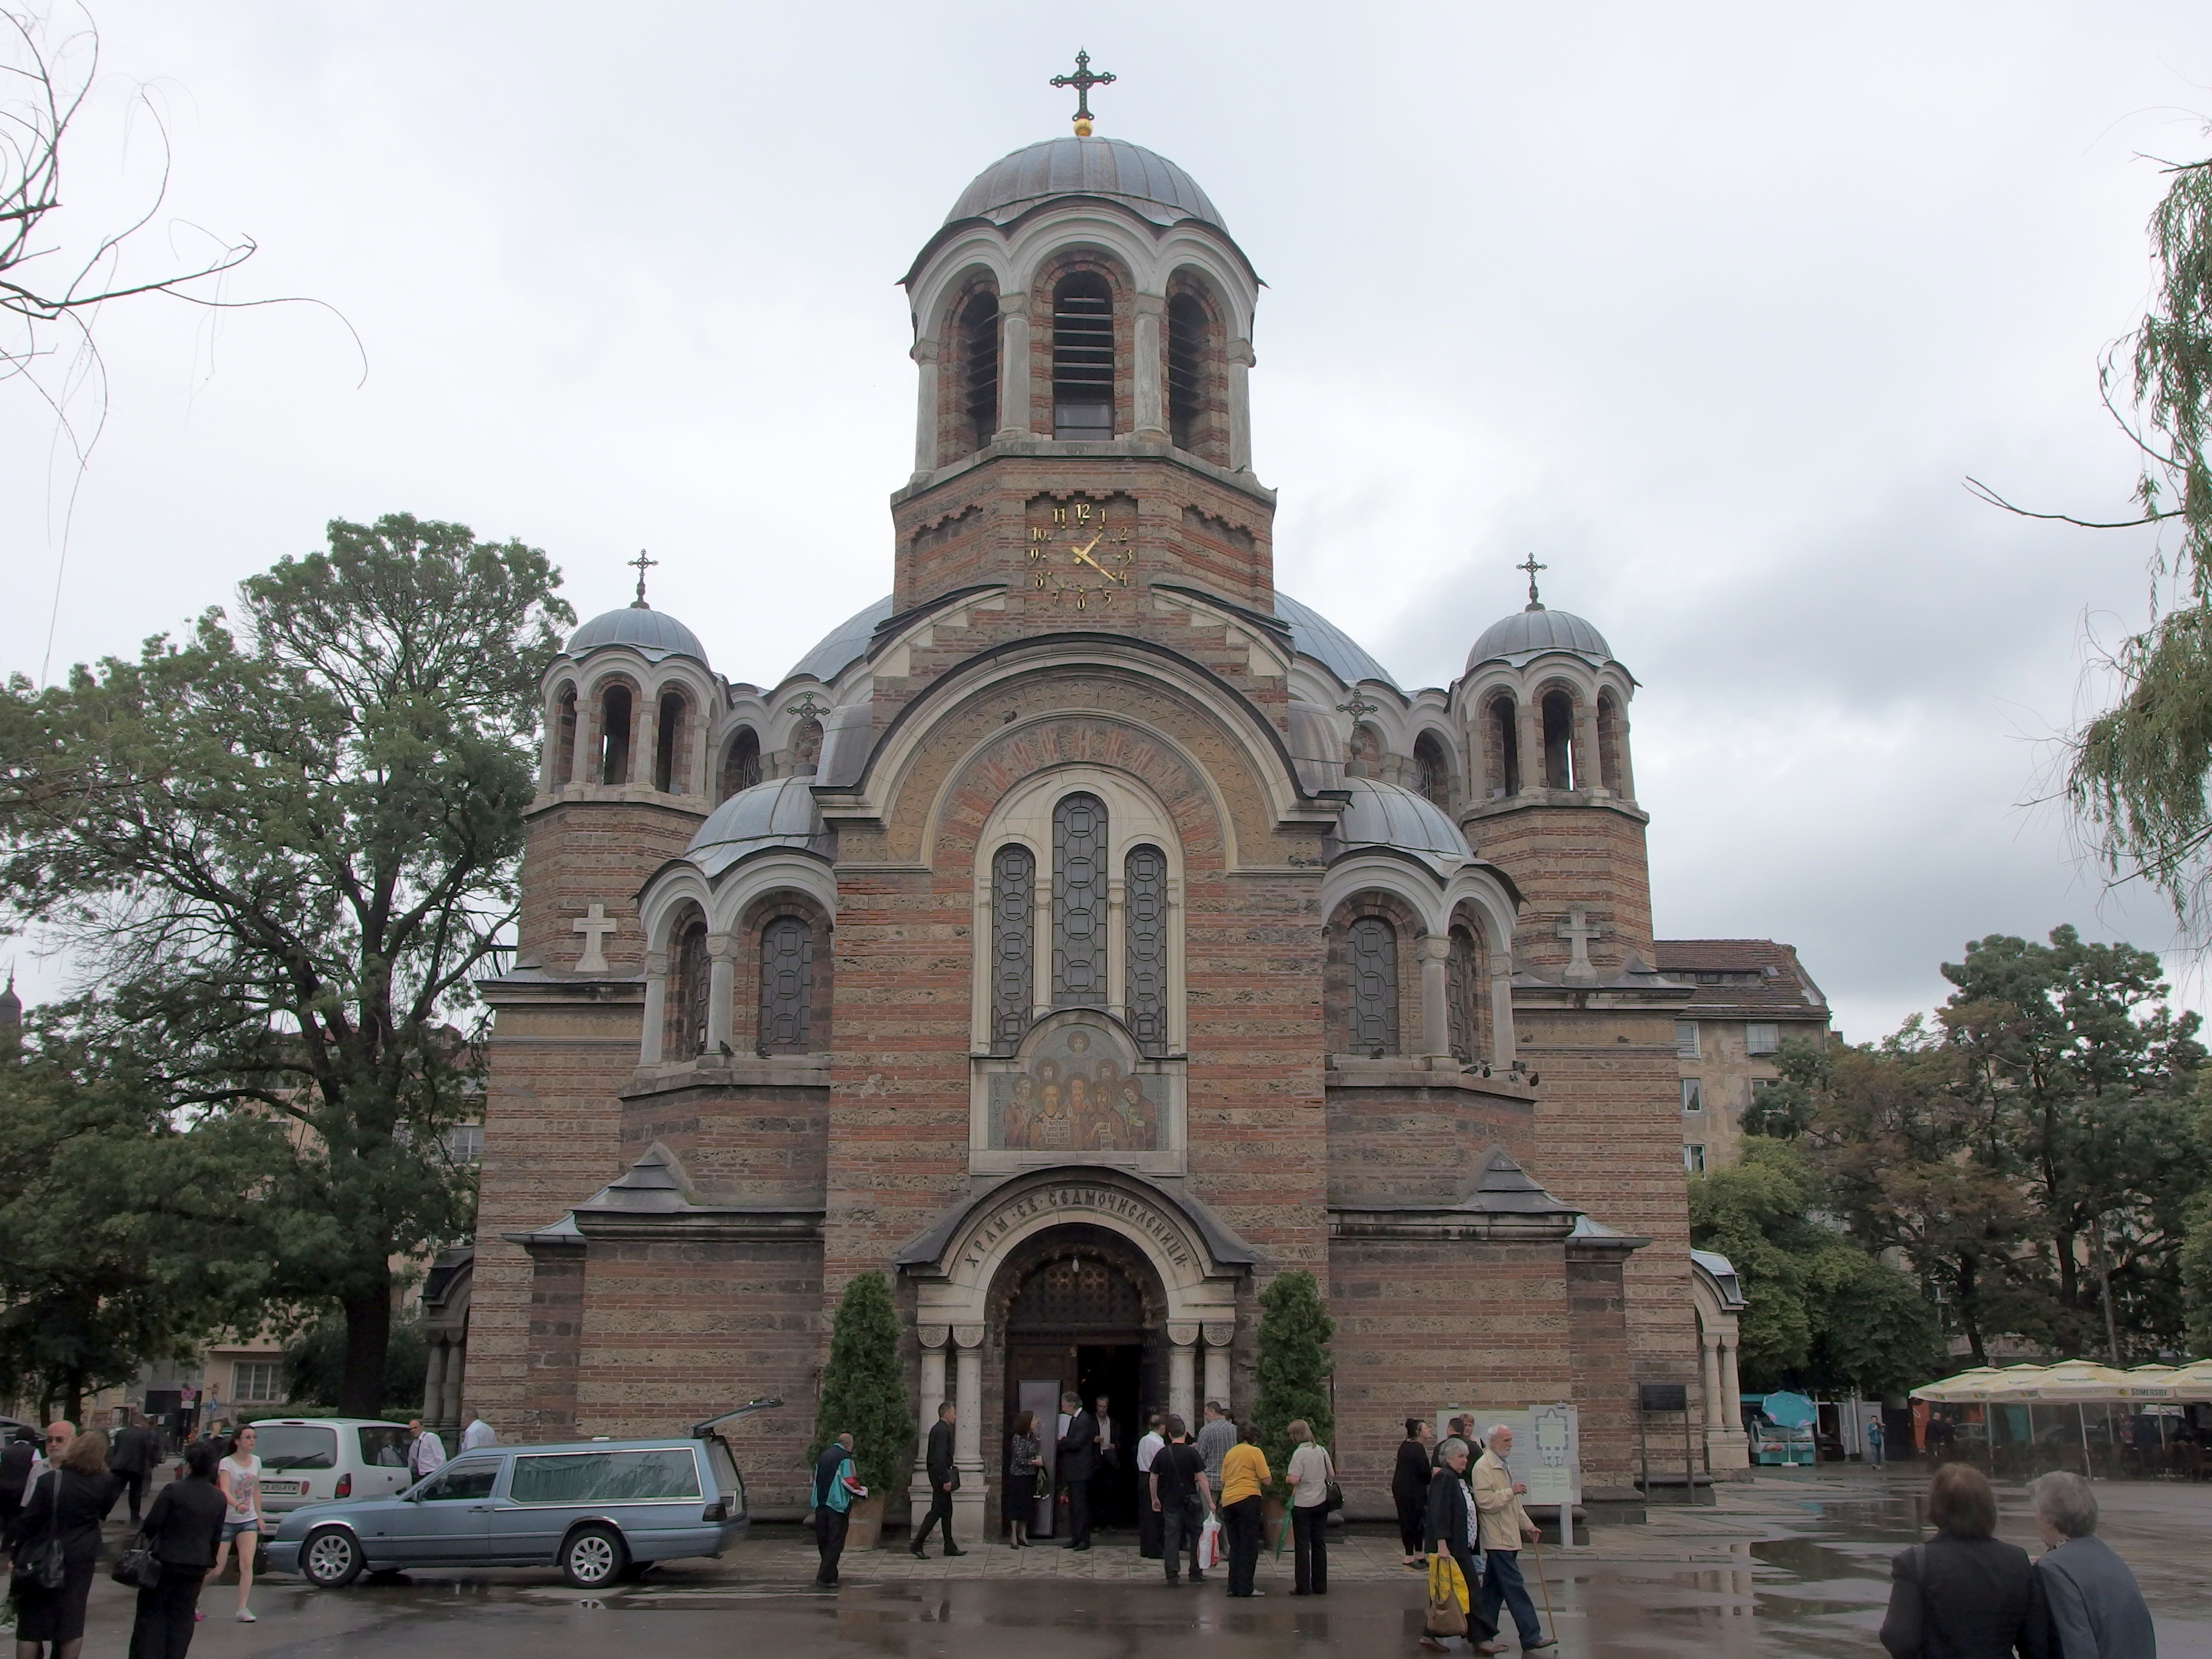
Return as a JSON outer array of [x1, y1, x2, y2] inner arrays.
[[1069, 535, 1105, 564]]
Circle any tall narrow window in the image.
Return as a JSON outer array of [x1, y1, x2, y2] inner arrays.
[[1051, 793, 1107, 1005], [653, 691, 685, 793], [720, 727, 760, 801], [990, 844, 1035, 1055], [552, 684, 578, 787], [1490, 696, 1519, 797], [1167, 292, 1207, 450], [1541, 691, 1575, 789], [1126, 845, 1168, 1056], [1447, 926, 1482, 1063], [1414, 733, 1452, 811], [1052, 273, 1115, 441], [1347, 917, 1399, 1055], [960, 290, 1000, 451], [668, 912, 710, 1061], [758, 916, 813, 1051], [599, 686, 633, 785]]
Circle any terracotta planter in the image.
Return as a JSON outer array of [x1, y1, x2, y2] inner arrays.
[[843, 1493, 885, 1550], [1260, 1494, 1287, 1552]]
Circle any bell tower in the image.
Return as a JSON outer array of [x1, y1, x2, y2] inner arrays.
[[890, 59, 1277, 628]]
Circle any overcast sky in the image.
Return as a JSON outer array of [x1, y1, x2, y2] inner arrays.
[[3, 1, 2209, 1040]]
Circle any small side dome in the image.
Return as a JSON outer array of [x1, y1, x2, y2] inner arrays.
[[683, 777, 832, 877], [567, 604, 708, 666], [1466, 606, 1612, 675], [1332, 777, 1472, 877], [787, 595, 894, 686]]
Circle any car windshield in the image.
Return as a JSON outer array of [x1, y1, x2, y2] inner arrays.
[[254, 1425, 338, 1471]]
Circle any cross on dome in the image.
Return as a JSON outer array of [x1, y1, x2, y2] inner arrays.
[[1517, 554, 1548, 613], [1049, 49, 1116, 137], [628, 549, 658, 609]]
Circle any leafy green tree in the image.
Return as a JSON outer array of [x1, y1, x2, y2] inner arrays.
[[0, 1018, 278, 1419], [2180, 1189, 2212, 1355], [280, 1310, 428, 1413], [0, 515, 571, 1414], [1250, 1269, 1335, 1483], [809, 1272, 910, 1498]]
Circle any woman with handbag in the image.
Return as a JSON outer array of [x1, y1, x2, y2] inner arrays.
[[1284, 1419, 1335, 1597], [12, 1429, 119, 1659], [1422, 1438, 1501, 1655], [124, 1442, 227, 1659], [1005, 1413, 1044, 1548]]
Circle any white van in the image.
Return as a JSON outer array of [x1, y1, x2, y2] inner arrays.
[[243, 1419, 415, 1515]]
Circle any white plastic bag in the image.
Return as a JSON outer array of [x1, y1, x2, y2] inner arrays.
[[1197, 1515, 1222, 1570]]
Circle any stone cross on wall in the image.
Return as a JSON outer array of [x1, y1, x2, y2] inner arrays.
[[571, 903, 618, 974], [1555, 906, 1604, 984]]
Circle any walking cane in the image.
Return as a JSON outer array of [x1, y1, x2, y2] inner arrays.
[[1526, 1522, 1559, 1645]]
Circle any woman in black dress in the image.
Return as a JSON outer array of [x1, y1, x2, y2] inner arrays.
[[1878, 1463, 2049, 1659], [13, 1428, 120, 1659], [1393, 1418, 1432, 1567], [127, 1441, 229, 1659]]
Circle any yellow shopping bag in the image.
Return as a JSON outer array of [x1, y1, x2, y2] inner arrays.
[[1426, 1551, 1469, 1637]]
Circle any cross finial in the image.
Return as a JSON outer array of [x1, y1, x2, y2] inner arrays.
[[628, 549, 658, 609], [1049, 49, 1116, 137], [1517, 554, 1548, 612]]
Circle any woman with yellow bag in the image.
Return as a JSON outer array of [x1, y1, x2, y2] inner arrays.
[[1420, 1438, 1501, 1655]]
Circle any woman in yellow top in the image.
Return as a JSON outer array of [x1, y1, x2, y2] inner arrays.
[[1218, 1423, 1271, 1597]]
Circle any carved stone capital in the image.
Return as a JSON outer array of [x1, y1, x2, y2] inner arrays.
[[1226, 338, 1255, 367], [1417, 933, 1453, 963], [917, 1324, 950, 1350], [1166, 1322, 1200, 1348], [1133, 292, 1167, 316], [643, 950, 670, 976], [996, 293, 1031, 319], [952, 1324, 985, 1350], [910, 338, 940, 363], [705, 932, 736, 963], [1202, 1322, 1235, 1348]]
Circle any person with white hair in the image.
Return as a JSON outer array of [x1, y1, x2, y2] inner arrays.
[[2030, 1471, 2156, 1659], [1473, 1424, 1553, 1652]]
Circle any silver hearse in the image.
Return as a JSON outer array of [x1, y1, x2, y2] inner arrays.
[[261, 1401, 778, 1589]]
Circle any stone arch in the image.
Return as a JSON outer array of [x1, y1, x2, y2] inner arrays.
[[718, 726, 761, 803], [1163, 266, 1230, 465], [939, 271, 1002, 464], [1030, 248, 1136, 439], [1412, 727, 1454, 811], [736, 886, 834, 1055], [1324, 890, 1424, 1058], [547, 678, 578, 789]]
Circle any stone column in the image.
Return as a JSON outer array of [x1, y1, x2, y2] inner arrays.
[[1226, 338, 1255, 472], [1133, 294, 1167, 440], [913, 1327, 948, 1527], [911, 337, 940, 477], [423, 1342, 449, 1432], [1418, 933, 1452, 1060], [571, 693, 599, 786], [638, 948, 668, 1065], [705, 934, 736, 1056], [1107, 872, 1128, 1022], [953, 1326, 986, 1542], [1515, 698, 1544, 794], [996, 296, 1032, 439], [1613, 706, 1636, 800], [1490, 964, 1517, 1067], [1573, 701, 1602, 794], [1202, 1323, 1234, 1414], [1701, 1332, 1724, 1429], [636, 690, 662, 795], [1167, 1325, 1197, 1429]]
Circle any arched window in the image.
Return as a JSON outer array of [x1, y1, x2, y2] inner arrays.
[[1051, 792, 1107, 1005], [551, 683, 577, 787], [1597, 692, 1626, 794], [1125, 844, 1168, 1056], [1489, 695, 1520, 797], [1052, 272, 1114, 441], [1541, 690, 1576, 789], [1347, 916, 1399, 1055], [720, 727, 761, 802], [1167, 292, 1208, 451], [598, 685, 633, 785], [959, 289, 1000, 452], [1414, 732, 1452, 811], [667, 910, 710, 1061], [757, 916, 813, 1051], [990, 844, 1035, 1055], [653, 691, 686, 793], [1447, 926, 1483, 1063]]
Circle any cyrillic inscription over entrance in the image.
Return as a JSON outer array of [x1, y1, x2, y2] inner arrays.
[[957, 1181, 1197, 1279]]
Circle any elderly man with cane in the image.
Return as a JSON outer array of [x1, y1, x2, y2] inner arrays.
[[1473, 1424, 1556, 1652]]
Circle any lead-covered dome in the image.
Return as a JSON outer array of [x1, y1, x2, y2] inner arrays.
[[947, 137, 1226, 233], [683, 777, 832, 877], [1332, 778, 1472, 877], [566, 604, 708, 665], [1466, 606, 1612, 675]]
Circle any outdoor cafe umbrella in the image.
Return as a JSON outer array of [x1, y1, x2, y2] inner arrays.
[[1985, 1361, 2133, 1473], [1909, 1366, 2010, 1404]]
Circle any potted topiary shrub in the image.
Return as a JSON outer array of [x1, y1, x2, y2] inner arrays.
[[1250, 1269, 1336, 1551], [809, 1270, 911, 1550]]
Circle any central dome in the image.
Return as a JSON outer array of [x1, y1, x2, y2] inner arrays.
[[946, 137, 1225, 233]]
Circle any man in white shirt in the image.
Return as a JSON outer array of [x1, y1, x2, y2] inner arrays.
[[1134, 1413, 1166, 1559], [460, 1413, 497, 1452], [405, 1417, 448, 1478]]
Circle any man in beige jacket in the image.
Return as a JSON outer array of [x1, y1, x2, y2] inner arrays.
[[1473, 1426, 1553, 1651]]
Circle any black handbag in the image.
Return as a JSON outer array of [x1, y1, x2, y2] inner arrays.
[[110, 1540, 161, 1590], [11, 1472, 66, 1595]]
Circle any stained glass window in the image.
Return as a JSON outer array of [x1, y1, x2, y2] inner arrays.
[[1125, 844, 1168, 1055], [758, 916, 812, 1051], [1447, 927, 1481, 1063], [1347, 916, 1399, 1055], [991, 844, 1035, 1055], [1052, 793, 1107, 1006], [670, 913, 710, 1060]]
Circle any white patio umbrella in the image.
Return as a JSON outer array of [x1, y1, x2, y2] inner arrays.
[[1985, 1361, 2133, 1475]]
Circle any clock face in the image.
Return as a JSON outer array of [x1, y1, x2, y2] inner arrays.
[[1026, 498, 1136, 611]]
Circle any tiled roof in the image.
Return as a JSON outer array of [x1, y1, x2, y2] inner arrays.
[[1654, 938, 1830, 1020]]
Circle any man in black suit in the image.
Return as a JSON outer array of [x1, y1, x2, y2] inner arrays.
[[911, 1401, 962, 1558], [106, 1410, 161, 1525], [1056, 1391, 1098, 1550]]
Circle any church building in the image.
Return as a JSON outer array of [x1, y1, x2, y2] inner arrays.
[[467, 93, 1753, 1529]]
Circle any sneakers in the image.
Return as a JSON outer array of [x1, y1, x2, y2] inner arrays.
[[236, 1610, 257, 1623]]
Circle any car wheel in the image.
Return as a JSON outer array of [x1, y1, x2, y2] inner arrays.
[[302, 1527, 365, 1589], [561, 1525, 628, 1589]]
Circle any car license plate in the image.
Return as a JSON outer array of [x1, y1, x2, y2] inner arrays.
[[263, 1480, 304, 1496]]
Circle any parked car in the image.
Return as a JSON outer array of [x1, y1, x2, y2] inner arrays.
[[261, 1403, 776, 1590], [238, 1419, 414, 1515]]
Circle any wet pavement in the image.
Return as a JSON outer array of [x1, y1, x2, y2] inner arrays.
[[66, 1467, 2210, 1657]]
